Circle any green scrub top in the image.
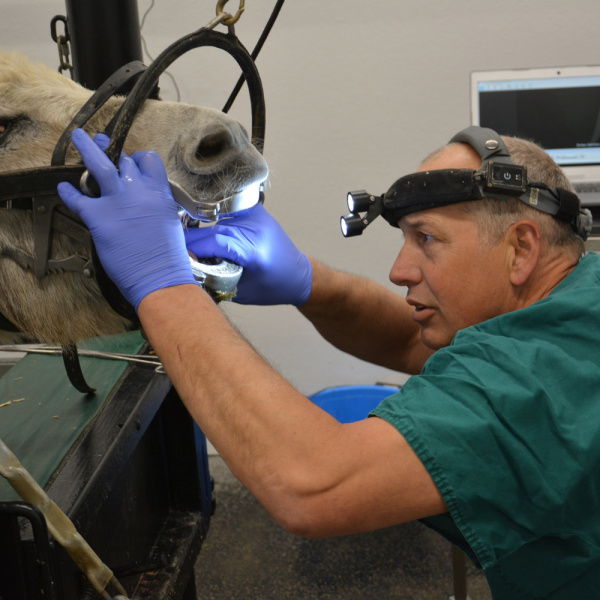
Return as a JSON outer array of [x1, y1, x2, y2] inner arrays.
[[371, 252, 600, 599]]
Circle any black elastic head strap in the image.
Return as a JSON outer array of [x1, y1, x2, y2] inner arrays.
[[449, 126, 591, 238], [382, 126, 592, 239], [382, 169, 482, 225], [342, 126, 592, 240], [382, 126, 520, 226], [554, 186, 582, 223]]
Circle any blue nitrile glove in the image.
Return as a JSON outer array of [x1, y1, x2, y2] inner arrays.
[[57, 128, 195, 310], [184, 203, 312, 305]]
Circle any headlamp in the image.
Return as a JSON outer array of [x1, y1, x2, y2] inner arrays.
[[340, 190, 384, 237], [340, 126, 592, 241]]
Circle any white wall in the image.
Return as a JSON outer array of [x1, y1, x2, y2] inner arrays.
[[2, 0, 599, 395]]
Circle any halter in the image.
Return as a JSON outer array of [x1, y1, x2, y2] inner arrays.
[[0, 25, 266, 393]]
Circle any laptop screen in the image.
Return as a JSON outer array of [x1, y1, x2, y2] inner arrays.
[[471, 66, 600, 168]]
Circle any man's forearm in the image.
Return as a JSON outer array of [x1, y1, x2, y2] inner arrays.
[[137, 284, 446, 536], [299, 259, 433, 375], [137, 284, 343, 520]]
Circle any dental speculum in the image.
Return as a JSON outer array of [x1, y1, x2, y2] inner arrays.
[[171, 179, 263, 300], [80, 167, 260, 301]]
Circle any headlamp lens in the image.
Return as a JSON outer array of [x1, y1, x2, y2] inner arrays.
[[340, 214, 365, 237], [347, 190, 374, 213]]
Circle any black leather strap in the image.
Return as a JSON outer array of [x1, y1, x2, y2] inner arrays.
[[61, 343, 96, 394], [51, 61, 147, 166], [0, 165, 85, 201]]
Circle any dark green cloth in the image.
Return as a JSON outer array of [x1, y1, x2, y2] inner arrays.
[[0, 331, 146, 501], [371, 252, 600, 599]]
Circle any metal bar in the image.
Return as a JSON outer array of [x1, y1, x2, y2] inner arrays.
[[0, 344, 163, 369], [0, 501, 58, 600], [64, 0, 144, 91], [0, 437, 127, 598], [451, 546, 468, 600]]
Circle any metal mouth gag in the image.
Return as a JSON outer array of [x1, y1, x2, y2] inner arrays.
[[170, 178, 264, 299], [78, 173, 261, 300], [189, 256, 242, 300], [170, 178, 263, 222]]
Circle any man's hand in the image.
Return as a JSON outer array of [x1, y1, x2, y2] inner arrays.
[[57, 128, 195, 310], [184, 203, 312, 306]]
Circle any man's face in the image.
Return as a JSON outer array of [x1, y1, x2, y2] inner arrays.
[[389, 144, 515, 349]]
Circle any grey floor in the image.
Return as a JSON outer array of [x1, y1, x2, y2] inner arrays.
[[194, 457, 493, 600]]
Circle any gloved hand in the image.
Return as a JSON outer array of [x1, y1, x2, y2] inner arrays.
[[57, 128, 195, 310], [184, 203, 312, 305]]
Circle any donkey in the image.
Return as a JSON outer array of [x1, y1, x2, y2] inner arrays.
[[0, 51, 268, 346]]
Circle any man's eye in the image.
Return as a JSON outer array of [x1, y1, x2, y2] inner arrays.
[[421, 233, 435, 243]]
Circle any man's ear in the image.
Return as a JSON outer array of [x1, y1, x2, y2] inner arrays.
[[506, 219, 541, 286]]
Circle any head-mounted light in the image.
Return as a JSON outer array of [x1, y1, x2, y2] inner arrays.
[[340, 126, 592, 241], [340, 190, 384, 237]]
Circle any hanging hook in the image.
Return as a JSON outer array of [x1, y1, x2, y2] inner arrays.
[[216, 0, 245, 26]]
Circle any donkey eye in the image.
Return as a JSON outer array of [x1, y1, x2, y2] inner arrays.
[[0, 118, 22, 143]]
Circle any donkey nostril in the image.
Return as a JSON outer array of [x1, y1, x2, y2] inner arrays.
[[196, 130, 234, 161]]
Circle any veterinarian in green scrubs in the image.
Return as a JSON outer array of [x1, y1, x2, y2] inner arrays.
[[58, 126, 600, 599]]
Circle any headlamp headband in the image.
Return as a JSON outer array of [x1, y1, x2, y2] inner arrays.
[[341, 125, 592, 240]]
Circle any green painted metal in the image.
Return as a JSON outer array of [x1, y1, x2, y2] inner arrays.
[[0, 331, 146, 501]]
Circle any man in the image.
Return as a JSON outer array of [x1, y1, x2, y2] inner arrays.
[[57, 126, 600, 599]]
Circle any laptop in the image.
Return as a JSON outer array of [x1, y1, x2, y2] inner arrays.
[[470, 65, 600, 212]]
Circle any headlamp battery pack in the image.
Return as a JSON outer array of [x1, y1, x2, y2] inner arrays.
[[484, 162, 527, 193]]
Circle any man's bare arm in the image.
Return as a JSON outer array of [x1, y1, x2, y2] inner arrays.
[[299, 258, 434, 375], [138, 284, 446, 537]]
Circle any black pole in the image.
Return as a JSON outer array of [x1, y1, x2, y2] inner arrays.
[[64, 0, 143, 90]]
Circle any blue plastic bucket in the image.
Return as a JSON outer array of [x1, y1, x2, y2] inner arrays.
[[308, 385, 399, 424]]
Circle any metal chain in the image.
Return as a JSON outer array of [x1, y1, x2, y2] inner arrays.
[[50, 15, 74, 78], [56, 37, 73, 77]]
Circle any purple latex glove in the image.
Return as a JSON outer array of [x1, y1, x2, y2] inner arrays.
[[57, 128, 195, 310], [184, 204, 312, 305]]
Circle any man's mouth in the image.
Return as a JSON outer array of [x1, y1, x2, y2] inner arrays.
[[407, 298, 434, 322]]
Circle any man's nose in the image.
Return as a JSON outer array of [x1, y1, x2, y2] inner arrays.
[[389, 245, 421, 288]]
